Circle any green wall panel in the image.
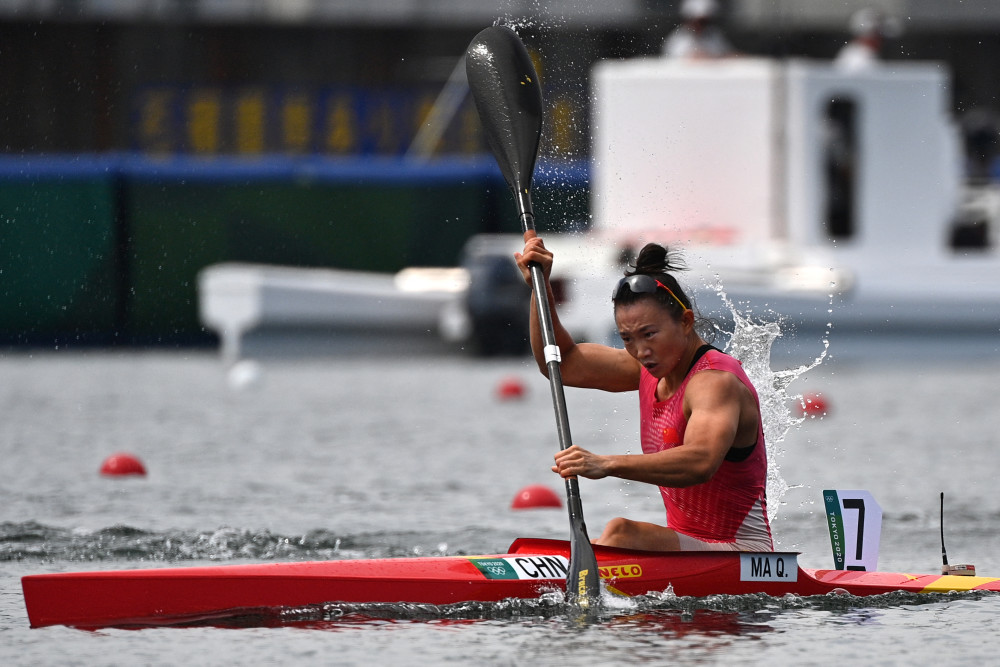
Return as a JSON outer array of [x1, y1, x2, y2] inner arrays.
[[123, 181, 488, 338], [0, 179, 119, 343]]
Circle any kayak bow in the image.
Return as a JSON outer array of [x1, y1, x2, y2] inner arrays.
[[21, 538, 1000, 628]]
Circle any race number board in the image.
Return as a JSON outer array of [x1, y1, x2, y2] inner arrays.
[[823, 489, 882, 571]]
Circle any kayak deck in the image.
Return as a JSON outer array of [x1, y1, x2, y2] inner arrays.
[[21, 537, 1000, 628]]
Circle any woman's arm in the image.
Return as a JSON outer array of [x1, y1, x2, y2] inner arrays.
[[553, 371, 753, 486], [515, 232, 639, 392]]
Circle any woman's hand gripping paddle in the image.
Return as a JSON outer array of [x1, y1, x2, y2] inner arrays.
[[465, 25, 601, 611]]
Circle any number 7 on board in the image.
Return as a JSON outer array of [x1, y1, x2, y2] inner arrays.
[[823, 489, 882, 571]]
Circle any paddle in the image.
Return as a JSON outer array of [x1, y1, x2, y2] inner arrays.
[[465, 25, 601, 610]]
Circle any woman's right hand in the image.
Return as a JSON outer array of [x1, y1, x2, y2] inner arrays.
[[513, 230, 553, 287], [552, 444, 610, 480]]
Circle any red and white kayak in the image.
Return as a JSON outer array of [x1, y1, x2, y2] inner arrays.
[[21, 537, 1000, 629]]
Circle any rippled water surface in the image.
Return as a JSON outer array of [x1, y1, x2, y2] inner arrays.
[[3, 342, 1000, 665]]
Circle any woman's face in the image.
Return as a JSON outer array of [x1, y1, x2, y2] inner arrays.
[[615, 299, 691, 379]]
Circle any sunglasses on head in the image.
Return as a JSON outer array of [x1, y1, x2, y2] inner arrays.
[[612, 274, 689, 311]]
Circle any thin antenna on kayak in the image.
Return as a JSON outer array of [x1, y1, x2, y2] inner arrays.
[[940, 492, 976, 576], [940, 492, 949, 568]]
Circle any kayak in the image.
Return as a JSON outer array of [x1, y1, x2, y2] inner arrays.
[[21, 537, 1000, 628]]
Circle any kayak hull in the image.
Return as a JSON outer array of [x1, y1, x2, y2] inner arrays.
[[21, 538, 1000, 628]]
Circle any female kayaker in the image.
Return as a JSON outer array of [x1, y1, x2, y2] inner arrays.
[[514, 232, 773, 552]]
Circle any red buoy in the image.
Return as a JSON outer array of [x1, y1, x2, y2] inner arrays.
[[496, 376, 526, 400], [511, 484, 562, 510], [799, 392, 830, 418], [100, 453, 147, 477]]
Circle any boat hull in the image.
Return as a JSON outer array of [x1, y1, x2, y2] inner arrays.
[[21, 538, 1000, 628]]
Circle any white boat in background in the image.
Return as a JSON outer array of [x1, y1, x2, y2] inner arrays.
[[198, 56, 1000, 361], [198, 263, 470, 362]]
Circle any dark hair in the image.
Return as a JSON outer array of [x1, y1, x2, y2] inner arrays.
[[613, 243, 692, 319]]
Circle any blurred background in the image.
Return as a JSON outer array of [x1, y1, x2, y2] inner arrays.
[[3, 0, 1000, 349]]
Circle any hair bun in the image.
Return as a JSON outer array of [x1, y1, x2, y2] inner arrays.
[[630, 243, 687, 275]]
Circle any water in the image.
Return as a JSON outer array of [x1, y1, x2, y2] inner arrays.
[[3, 339, 1000, 665]]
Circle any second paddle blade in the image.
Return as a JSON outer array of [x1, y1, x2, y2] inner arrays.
[[566, 484, 602, 611]]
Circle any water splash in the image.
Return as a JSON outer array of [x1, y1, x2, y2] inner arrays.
[[710, 290, 829, 523], [490, 8, 597, 233]]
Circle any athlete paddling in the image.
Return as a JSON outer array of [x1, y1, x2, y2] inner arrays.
[[515, 233, 773, 552]]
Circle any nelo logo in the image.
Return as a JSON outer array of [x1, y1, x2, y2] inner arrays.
[[599, 564, 643, 580]]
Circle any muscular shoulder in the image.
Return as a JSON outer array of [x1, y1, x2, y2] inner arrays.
[[684, 369, 761, 446], [684, 368, 754, 410]]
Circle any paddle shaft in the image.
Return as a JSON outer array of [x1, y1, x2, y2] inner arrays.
[[518, 205, 586, 518], [464, 25, 599, 609], [517, 198, 597, 609]]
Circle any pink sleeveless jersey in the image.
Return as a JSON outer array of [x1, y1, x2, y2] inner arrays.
[[638, 349, 772, 548]]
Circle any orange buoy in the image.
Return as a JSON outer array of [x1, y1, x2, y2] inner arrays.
[[496, 376, 526, 400], [100, 453, 147, 477], [799, 392, 830, 418], [511, 484, 562, 510]]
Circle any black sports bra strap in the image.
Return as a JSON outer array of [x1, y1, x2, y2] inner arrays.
[[686, 344, 720, 376]]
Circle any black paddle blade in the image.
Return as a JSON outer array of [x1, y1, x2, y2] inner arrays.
[[465, 25, 543, 206]]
